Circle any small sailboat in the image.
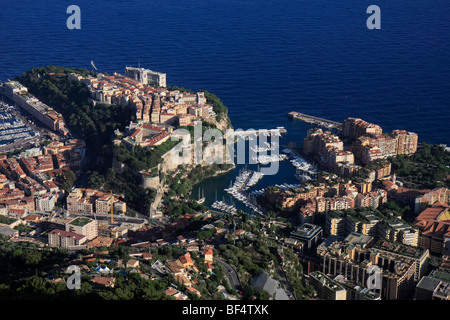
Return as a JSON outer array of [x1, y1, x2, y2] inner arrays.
[[197, 188, 205, 204]]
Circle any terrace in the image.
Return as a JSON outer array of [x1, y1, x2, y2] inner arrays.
[[69, 217, 92, 227], [373, 239, 426, 259], [0, 215, 17, 226]]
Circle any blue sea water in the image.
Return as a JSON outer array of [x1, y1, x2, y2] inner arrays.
[[1, 0, 449, 208]]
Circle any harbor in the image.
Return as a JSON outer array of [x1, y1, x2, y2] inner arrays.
[[249, 140, 289, 165], [206, 145, 320, 216], [195, 119, 322, 216], [210, 200, 238, 215], [210, 168, 266, 215], [251, 154, 288, 165], [282, 147, 319, 182], [0, 101, 43, 152]]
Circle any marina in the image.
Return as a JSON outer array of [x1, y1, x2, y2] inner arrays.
[[248, 182, 300, 197], [249, 141, 279, 153], [224, 168, 265, 193], [248, 188, 265, 196], [251, 154, 288, 165], [218, 168, 266, 215], [207, 147, 318, 216], [249, 141, 288, 164], [274, 183, 300, 190], [210, 200, 238, 214], [282, 147, 320, 182], [0, 103, 40, 146]]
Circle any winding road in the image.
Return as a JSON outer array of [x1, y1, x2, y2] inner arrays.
[[214, 256, 242, 292]]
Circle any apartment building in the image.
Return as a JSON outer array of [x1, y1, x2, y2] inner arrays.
[[319, 239, 417, 300], [309, 271, 347, 300], [48, 229, 87, 248], [392, 130, 418, 155], [65, 217, 98, 241], [414, 188, 450, 214], [290, 223, 323, 251], [67, 189, 94, 213], [342, 118, 383, 140], [67, 188, 126, 215], [373, 240, 429, 281], [325, 209, 418, 247], [342, 117, 418, 164], [415, 270, 450, 300], [95, 194, 113, 215], [4, 81, 68, 135], [415, 204, 450, 256], [35, 193, 57, 212]]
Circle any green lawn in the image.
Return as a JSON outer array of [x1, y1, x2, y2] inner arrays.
[[0, 216, 17, 225], [69, 217, 91, 227]]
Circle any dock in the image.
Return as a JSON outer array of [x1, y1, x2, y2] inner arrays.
[[288, 111, 342, 130]]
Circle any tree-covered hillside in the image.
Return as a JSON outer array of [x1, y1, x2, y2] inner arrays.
[[18, 65, 135, 172], [389, 142, 450, 189]]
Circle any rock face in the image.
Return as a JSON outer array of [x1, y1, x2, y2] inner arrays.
[[113, 110, 234, 217], [141, 174, 160, 190], [214, 113, 233, 132]]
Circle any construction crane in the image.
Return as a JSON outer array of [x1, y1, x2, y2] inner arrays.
[[109, 190, 114, 225]]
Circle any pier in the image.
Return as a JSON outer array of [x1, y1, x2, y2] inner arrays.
[[288, 111, 342, 130]]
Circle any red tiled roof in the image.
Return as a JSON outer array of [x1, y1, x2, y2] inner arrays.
[[165, 287, 178, 296], [92, 277, 115, 287], [49, 229, 85, 241], [179, 252, 193, 265], [416, 207, 447, 222]]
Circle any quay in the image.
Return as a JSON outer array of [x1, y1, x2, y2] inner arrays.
[[288, 111, 342, 130]]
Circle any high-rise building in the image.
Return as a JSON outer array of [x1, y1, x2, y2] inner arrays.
[[342, 118, 383, 140], [392, 130, 418, 155]]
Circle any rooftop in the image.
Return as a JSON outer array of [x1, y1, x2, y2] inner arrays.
[[310, 271, 346, 293], [344, 232, 373, 248], [290, 223, 322, 239], [0, 225, 18, 237], [430, 270, 450, 283], [251, 272, 279, 296], [69, 217, 93, 227], [373, 239, 427, 260], [49, 229, 85, 241]]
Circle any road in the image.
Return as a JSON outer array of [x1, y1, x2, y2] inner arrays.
[[278, 264, 296, 300], [274, 247, 296, 300], [214, 256, 242, 292], [68, 212, 148, 225]]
